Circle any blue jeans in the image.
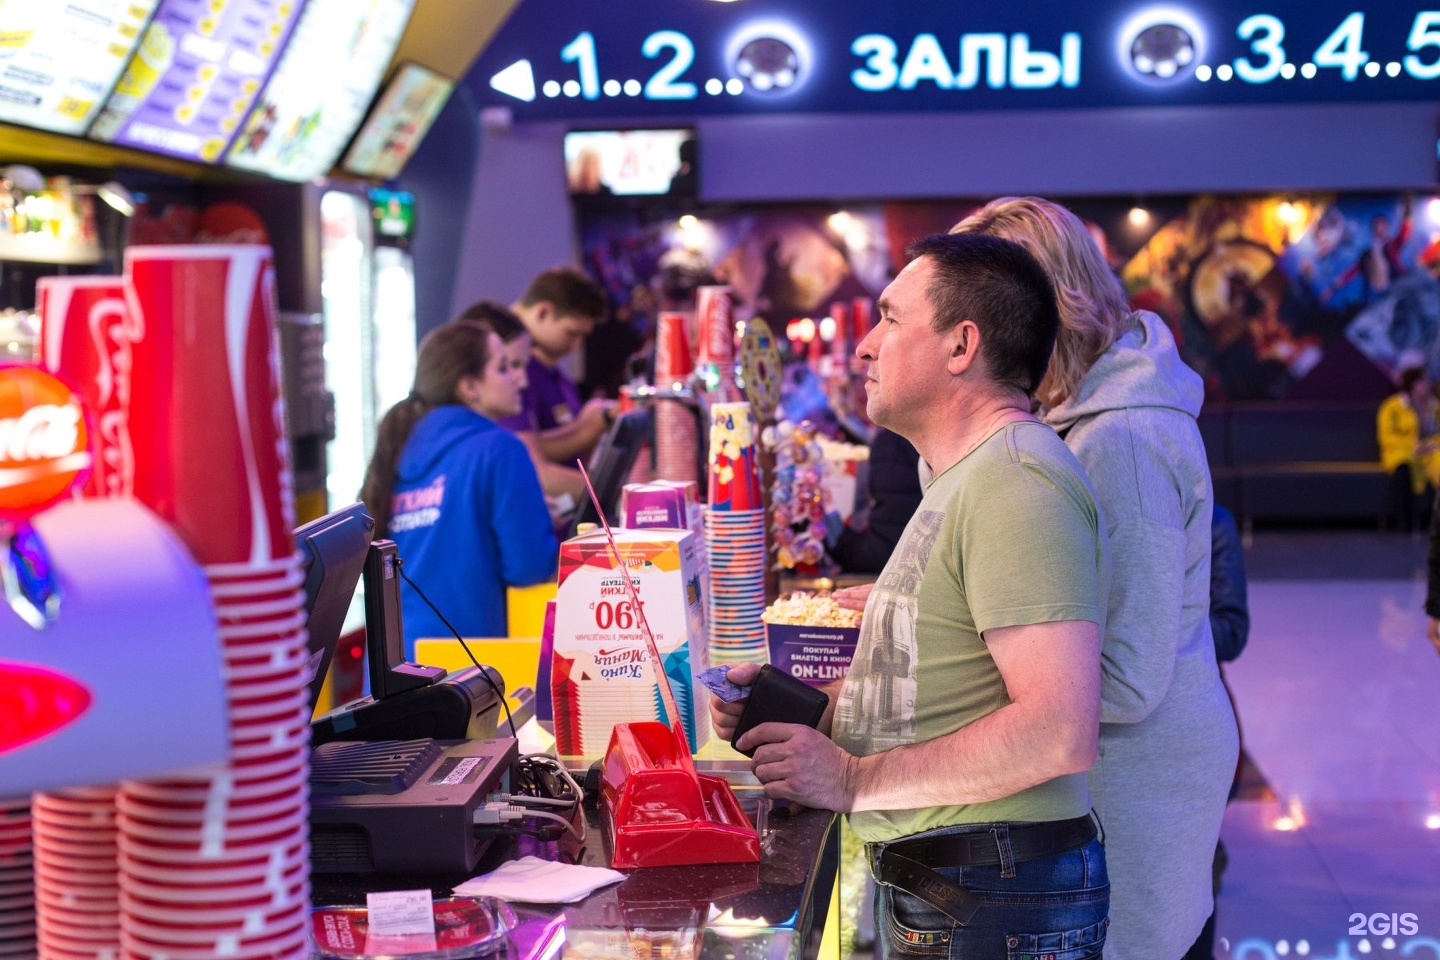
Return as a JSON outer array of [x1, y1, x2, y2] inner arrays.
[[870, 823, 1109, 960]]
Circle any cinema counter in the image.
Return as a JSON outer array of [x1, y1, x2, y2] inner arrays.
[[311, 772, 840, 960]]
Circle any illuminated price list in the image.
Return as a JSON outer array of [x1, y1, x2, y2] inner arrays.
[[1198, 10, 1440, 82]]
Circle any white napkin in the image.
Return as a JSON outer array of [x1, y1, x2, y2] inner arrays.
[[452, 856, 626, 904]]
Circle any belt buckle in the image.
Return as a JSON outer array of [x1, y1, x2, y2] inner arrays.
[[866, 843, 893, 888]]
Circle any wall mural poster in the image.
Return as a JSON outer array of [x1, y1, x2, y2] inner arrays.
[[1122, 193, 1440, 402], [578, 191, 1440, 404]]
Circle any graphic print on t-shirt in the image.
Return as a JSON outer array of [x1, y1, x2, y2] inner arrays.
[[834, 508, 943, 751], [390, 475, 445, 532]]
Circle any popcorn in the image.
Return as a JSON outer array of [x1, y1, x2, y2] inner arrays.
[[761, 592, 861, 629]]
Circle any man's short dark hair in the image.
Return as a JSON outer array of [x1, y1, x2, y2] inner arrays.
[[519, 266, 607, 321], [453, 299, 527, 342], [905, 232, 1060, 397]]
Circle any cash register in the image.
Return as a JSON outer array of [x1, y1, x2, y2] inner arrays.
[[296, 504, 517, 874]]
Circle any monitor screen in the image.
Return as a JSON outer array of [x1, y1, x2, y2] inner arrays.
[[564, 128, 696, 197], [570, 407, 653, 535], [224, 0, 416, 182], [0, 0, 159, 136], [86, 0, 305, 163], [341, 62, 452, 180], [296, 501, 375, 710]]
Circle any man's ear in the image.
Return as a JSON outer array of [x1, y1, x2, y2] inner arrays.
[[532, 301, 555, 325], [945, 320, 981, 376]]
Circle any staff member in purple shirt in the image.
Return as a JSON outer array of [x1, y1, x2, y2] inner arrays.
[[497, 268, 617, 501]]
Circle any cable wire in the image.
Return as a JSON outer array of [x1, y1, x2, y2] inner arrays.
[[395, 556, 518, 740]]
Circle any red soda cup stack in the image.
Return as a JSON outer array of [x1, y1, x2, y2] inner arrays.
[[0, 801, 35, 958], [34, 275, 137, 500], [695, 286, 736, 397], [118, 245, 310, 960], [828, 301, 851, 357], [33, 787, 121, 959], [655, 311, 699, 483]]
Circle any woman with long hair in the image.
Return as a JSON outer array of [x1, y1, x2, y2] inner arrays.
[[360, 322, 557, 656], [952, 197, 1238, 960]]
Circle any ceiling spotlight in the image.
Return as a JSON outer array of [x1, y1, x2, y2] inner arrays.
[[1, 164, 44, 192], [734, 36, 799, 93], [95, 181, 136, 217], [1130, 23, 1195, 80]]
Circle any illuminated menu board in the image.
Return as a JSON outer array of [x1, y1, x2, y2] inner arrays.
[[224, 0, 415, 182], [0, 0, 159, 135], [341, 63, 453, 180], [88, 0, 306, 163]]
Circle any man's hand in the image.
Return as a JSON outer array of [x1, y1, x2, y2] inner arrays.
[[1428, 617, 1440, 656], [742, 723, 858, 812], [577, 397, 619, 437], [833, 583, 874, 612], [707, 662, 761, 744]]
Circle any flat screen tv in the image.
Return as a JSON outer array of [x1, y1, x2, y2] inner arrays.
[[0, 0, 159, 136], [563, 128, 696, 198], [86, 0, 306, 163], [341, 62, 453, 180], [224, 0, 416, 183]]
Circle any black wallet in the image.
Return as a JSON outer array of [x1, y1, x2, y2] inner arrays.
[[730, 664, 830, 757]]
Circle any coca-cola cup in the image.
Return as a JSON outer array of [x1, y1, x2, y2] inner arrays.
[[123, 245, 295, 568], [695, 286, 734, 370], [34, 275, 136, 500]]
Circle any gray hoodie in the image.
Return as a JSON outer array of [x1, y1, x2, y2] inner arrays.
[[1045, 311, 1239, 960]]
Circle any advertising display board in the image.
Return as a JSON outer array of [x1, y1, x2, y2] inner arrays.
[[224, 0, 415, 182], [0, 0, 159, 135], [87, 0, 306, 163]]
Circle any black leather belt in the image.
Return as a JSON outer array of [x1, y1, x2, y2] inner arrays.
[[870, 814, 1097, 927]]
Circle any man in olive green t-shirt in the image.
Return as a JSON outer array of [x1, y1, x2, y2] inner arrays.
[[711, 233, 1110, 959]]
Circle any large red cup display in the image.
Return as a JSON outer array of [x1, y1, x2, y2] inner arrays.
[[123, 245, 295, 567], [35, 275, 137, 500]]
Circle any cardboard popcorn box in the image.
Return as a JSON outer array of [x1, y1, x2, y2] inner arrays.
[[765, 623, 859, 688], [550, 528, 710, 758]]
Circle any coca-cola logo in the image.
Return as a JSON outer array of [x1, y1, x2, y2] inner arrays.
[[0, 366, 92, 521]]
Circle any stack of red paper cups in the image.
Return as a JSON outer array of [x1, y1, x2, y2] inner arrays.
[[0, 802, 35, 960], [116, 245, 309, 960], [654, 311, 698, 484], [32, 788, 119, 959], [32, 277, 135, 960]]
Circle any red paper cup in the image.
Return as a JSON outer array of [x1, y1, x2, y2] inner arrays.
[[35, 275, 137, 500], [124, 245, 295, 567], [655, 311, 695, 381]]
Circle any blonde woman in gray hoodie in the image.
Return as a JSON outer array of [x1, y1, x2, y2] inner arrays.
[[951, 198, 1239, 960]]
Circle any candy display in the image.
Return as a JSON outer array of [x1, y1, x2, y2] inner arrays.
[[764, 419, 830, 570]]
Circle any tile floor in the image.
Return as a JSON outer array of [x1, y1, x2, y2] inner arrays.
[[1213, 531, 1440, 959]]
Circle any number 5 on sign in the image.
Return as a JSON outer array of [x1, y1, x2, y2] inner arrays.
[[1406, 11, 1440, 80]]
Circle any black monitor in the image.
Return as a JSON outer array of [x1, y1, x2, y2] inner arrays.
[[570, 408, 653, 535], [295, 503, 376, 709]]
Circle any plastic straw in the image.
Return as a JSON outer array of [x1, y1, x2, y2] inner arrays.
[[576, 460, 681, 730]]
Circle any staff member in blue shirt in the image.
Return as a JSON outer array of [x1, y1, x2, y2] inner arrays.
[[361, 322, 557, 657]]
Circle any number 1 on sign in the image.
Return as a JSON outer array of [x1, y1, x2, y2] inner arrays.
[[561, 31, 600, 100]]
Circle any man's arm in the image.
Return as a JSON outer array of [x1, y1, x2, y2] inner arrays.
[[514, 433, 587, 502], [741, 619, 1100, 812], [529, 398, 616, 464]]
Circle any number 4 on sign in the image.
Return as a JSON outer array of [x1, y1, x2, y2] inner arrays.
[[1314, 12, 1368, 81]]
